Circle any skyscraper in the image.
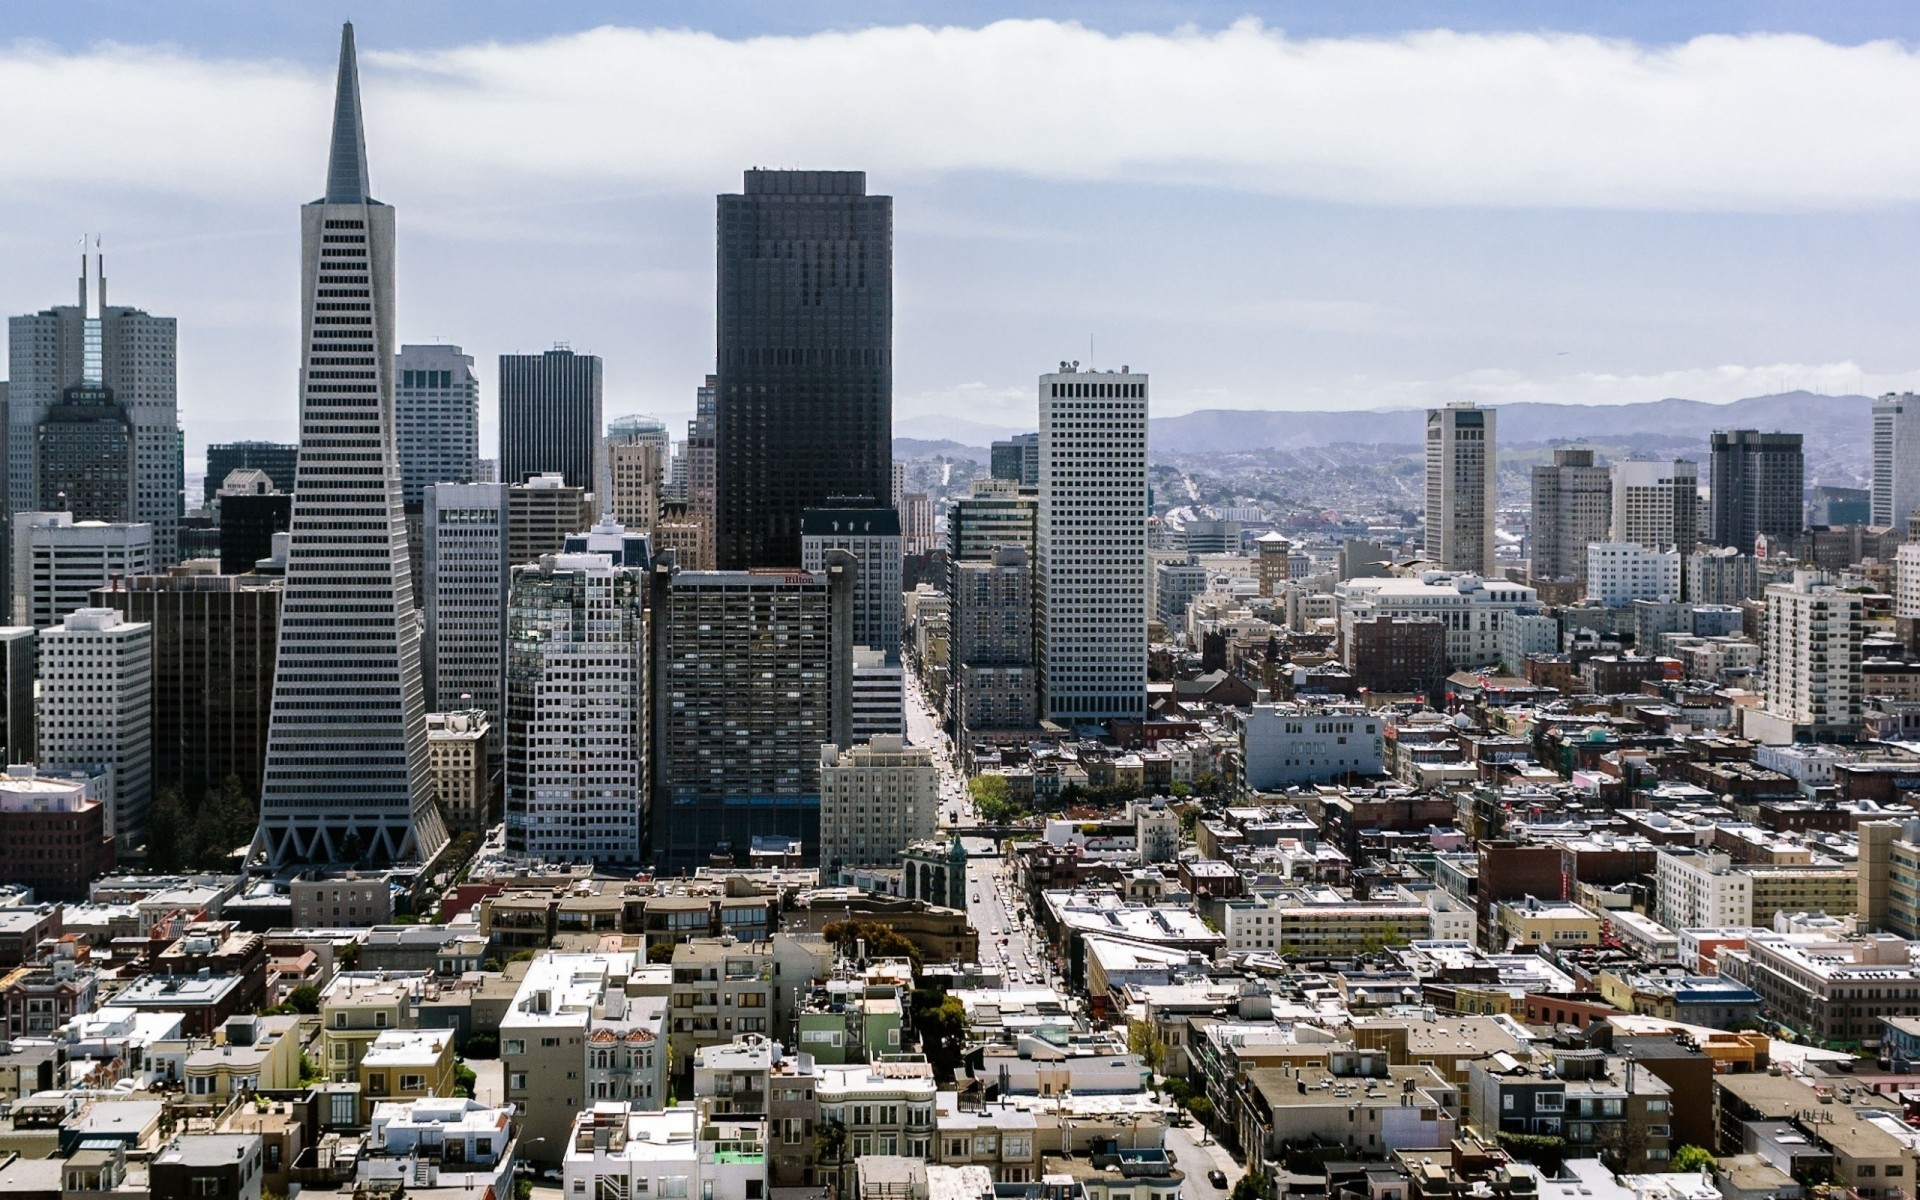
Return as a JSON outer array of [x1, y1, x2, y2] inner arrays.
[[1760, 570, 1862, 742], [1529, 448, 1611, 583], [1873, 394, 1920, 530], [10, 512, 154, 629], [605, 415, 668, 533], [35, 256, 135, 526], [1710, 430, 1804, 555], [505, 552, 647, 866], [990, 433, 1040, 487], [204, 441, 298, 505], [38, 607, 151, 847], [422, 482, 508, 724], [1611, 458, 1699, 552], [500, 347, 602, 494], [715, 170, 892, 569], [9, 249, 181, 566], [1036, 366, 1149, 724], [395, 343, 479, 508], [952, 544, 1037, 745], [1424, 403, 1496, 575], [800, 503, 902, 654], [256, 24, 446, 867], [685, 375, 717, 524]]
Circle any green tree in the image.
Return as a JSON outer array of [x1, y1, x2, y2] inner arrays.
[[647, 940, 675, 964], [1671, 1146, 1715, 1173], [464, 1033, 498, 1059], [454, 1061, 477, 1098], [910, 987, 968, 1082], [298, 1051, 323, 1084], [1127, 1019, 1164, 1074], [823, 919, 920, 965], [285, 984, 321, 1014], [1230, 1169, 1270, 1200], [969, 774, 1016, 822], [1186, 1095, 1214, 1124]]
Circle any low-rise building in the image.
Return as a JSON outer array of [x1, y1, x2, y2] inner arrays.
[[358, 1028, 458, 1123]]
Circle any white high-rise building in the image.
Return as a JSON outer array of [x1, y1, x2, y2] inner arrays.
[[10, 513, 154, 629], [1762, 570, 1863, 741], [1037, 366, 1149, 723], [423, 482, 508, 725], [1585, 542, 1683, 607], [257, 24, 446, 867], [1873, 393, 1920, 530], [801, 505, 902, 655], [38, 607, 151, 847], [8, 258, 181, 568], [1425, 403, 1496, 575], [1611, 458, 1699, 552], [505, 552, 647, 866], [395, 344, 479, 508], [850, 646, 905, 739], [818, 735, 938, 872]]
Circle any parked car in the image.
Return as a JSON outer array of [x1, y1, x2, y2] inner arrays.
[[1208, 1170, 1229, 1189]]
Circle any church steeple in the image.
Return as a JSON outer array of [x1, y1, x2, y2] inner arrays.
[[323, 22, 373, 204]]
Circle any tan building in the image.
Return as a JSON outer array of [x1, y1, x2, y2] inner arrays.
[[182, 1014, 304, 1102], [1494, 897, 1602, 951], [292, 874, 393, 929], [607, 441, 664, 532], [426, 709, 492, 831], [818, 736, 939, 872], [652, 504, 712, 570], [508, 473, 591, 568], [358, 1027, 457, 1122], [320, 971, 425, 1082]]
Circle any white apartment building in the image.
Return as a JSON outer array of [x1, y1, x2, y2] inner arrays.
[[802, 506, 903, 656], [850, 647, 904, 740], [563, 1104, 697, 1200], [1610, 459, 1699, 552], [1762, 570, 1863, 740], [1585, 543, 1683, 607], [1222, 892, 1432, 955], [819, 735, 939, 871], [1335, 572, 1542, 668], [1874, 393, 1920, 529], [1424, 403, 1495, 575], [423, 482, 508, 723], [1897, 541, 1920, 624], [815, 1058, 939, 1193], [503, 951, 659, 1165], [11, 513, 154, 629], [1241, 704, 1384, 790], [1655, 849, 1753, 932], [1037, 367, 1149, 723], [505, 553, 647, 866], [38, 607, 151, 848]]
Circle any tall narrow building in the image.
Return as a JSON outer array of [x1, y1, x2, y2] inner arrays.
[[395, 344, 479, 508], [1873, 394, 1920, 530], [1611, 458, 1699, 552], [1529, 448, 1610, 583], [1036, 366, 1149, 724], [1424, 403, 1496, 575], [9, 248, 181, 567], [1710, 430, 1804, 555], [685, 375, 717, 525], [499, 347, 602, 494], [715, 171, 892, 569], [256, 24, 446, 867], [422, 482, 508, 725]]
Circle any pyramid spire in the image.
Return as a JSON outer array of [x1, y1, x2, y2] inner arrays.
[[323, 22, 372, 204]]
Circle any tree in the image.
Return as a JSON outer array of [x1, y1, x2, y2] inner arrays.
[[911, 987, 968, 1082], [298, 1051, 323, 1084], [1230, 1169, 1270, 1200], [969, 774, 1017, 822], [1186, 1095, 1215, 1124], [286, 984, 321, 1014], [147, 787, 188, 871], [647, 941, 675, 964], [454, 1061, 477, 1098], [1671, 1146, 1715, 1174], [1127, 1019, 1164, 1074], [823, 919, 920, 965]]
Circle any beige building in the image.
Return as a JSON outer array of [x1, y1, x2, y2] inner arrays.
[[320, 971, 425, 1081], [503, 952, 641, 1165], [607, 441, 664, 532], [183, 1014, 303, 1101], [426, 709, 491, 831], [818, 736, 939, 872], [292, 874, 393, 929], [508, 473, 591, 568], [358, 1027, 457, 1123], [652, 505, 712, 571], [1494, 897, 1603, 951]]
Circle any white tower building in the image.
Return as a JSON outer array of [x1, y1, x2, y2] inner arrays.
[[505, 553, 647, 865], [1873, 393, 1920, 530], [1610, 458, 1699, 552], [257, 24, 447, 866], [1424, 403, 1496, 575], [1037, 365, 1149, 723], [1762, 570, 1863, 742], [38, 607, 151, 847], [11, 513, 154, 629]]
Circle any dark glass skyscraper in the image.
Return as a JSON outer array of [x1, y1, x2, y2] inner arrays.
[[499, 347, 602, 493], [1710, 429, 1804, 554], [715, 170, 892, 569]]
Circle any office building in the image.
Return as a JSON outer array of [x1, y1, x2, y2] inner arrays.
[[38, 607, 151, 847], [1611, 458, 1698, 552], [1710, 430, 1804, 554], [685, 375, 717, 525], [561, 516, 653, 567], [9, 248, 181, 566], [648, 557, 853, 867], [11, 513, 154, 629], [1037, 367, 1149, 723], [606, 413, 669, 531], [1335, 573, 1542, 669], [422, 482, 508, 725], [1424, 403, 1496, 575], [204, 442, 298, 506], [991, 432, 1040, 487], [1873, 394, 1920, 530], [948, 477, 1036, 563], [426, 710, 491, 832], [951, 545, 1037, 738], [651, 503, 713, 571], [395, 343, 479, 507], [1758, 569, 1863, 743], [1810, 485, 1871, 526], [0, 628, 33, 766], [505, 552, 648, 866], [851, 645, 904, 739], [500, 346, 602, 496], [507, 474, 591, 569], [214, 470, 292, 575], [1154, 556, 1209, 627], [1586, 542, 1683, 607], [0, 766, 114, 901], [257, 24, 446, 867], [818, 735, 938, 872], [898, 492, 936, 556], [92, 572, 281, 798], [715, 170, 892, 569], [801, 504, 902, 654], [1687, 545, 1760, 605]]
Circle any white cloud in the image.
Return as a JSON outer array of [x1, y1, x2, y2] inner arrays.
[[7, 21, 1920, 211]]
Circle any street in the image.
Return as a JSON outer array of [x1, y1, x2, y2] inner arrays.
[[903, 669, 974, 827], [1165, 1120, 1245, 1196]]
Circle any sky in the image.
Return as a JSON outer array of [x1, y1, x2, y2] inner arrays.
[[8, 3, 1920, 469]]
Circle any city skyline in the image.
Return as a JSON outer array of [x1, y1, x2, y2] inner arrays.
[[8, 9, 1920, 468]]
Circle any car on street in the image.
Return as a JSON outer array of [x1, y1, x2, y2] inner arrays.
[[1208, 1171, 1229, 1189]]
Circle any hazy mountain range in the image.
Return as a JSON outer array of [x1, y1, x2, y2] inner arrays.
[[895, 391, 1868, 465]]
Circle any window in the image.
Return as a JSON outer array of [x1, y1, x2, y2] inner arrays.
[[504, 1039, 525, 1056], [510, 1072, 528, 1090]]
